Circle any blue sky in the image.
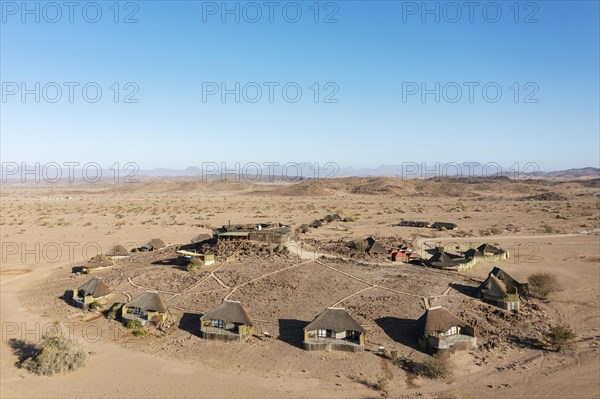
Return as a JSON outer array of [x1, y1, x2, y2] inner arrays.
[[1, 0, 599, 171]]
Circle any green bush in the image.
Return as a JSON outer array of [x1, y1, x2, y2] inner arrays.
[[132, 328, 148, 337], [125, 320, 148, 337], [22, 336, 87, 376], [126, 320, 141, 330], [528, 272, 562, 300], [545, 324, 576, 352]]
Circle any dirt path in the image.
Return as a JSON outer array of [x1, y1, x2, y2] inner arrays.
[[224, 260, 313, 301]]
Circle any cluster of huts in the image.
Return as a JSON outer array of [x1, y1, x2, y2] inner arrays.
[[70, 225, 527, 358], [351, 237, 422, 263], [71, 265, 526, 354], [426, 243, 508, 271], [82, 239, 166, 273]]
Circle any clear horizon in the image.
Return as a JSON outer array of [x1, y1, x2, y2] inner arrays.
[[1, 1, 599, 171]]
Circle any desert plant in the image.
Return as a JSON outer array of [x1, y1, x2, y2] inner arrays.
[[545, 324, 576, 352], [132, 327, 148, 337], [528, 272, 562, 300], [397, 354, 452, 380], [126, 320, 141, 330], [349, 239, 369, 252], [186, 257, 203, 271], [125, 320, 148, 336], [21, 336, 87, 376]]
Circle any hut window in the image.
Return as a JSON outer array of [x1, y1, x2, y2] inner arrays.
[[212, 320, 225, 328], [133, 307, 143, 315], [317, 329, 327, 337], [442, 326, 459, 336]]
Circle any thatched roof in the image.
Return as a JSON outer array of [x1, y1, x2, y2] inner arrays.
[[478, 243, 504, 255], [304, 307, 365, 333], [125, 291, 168, 313], [479, 274, 508, 298], [491, 267, 521, 287], [201, 300, 253, 325], [105, 244, 130, 257], [191, 233, 213, 244], [418, 306, 467, 336], [426, 251, 466, 268], [77, 277, 111, 298], [366, 237, 387, 255], [146, 238, 166, 250], [86, 254, 114, 268]]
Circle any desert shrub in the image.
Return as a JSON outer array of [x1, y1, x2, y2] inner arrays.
[[22, 336, 87, 376], [185, 257, 202, 271], [342, 216, 356, 222], [126, 320, 141, 330], [88, 301, 102, 311], [545, 324, 576, 352], [397, 354, 452, 380], [528, 272, 562, 300], [349, 239, 369, 252], [126, 320, 148, 336], [132, 327, 148, 337], [389, 350, 398, 360]]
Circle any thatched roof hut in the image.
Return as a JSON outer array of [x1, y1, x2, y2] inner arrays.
[[201, 300, 253, 326], [426, 251, 465, 268], [366, 237, 387, 255], [105, 244, 130, 257], [418, 306, 467, 337], [478, 243, 504, 255], [77, 277, 111, 298], [490, 267, 520, 287], [125, 291, 168, 313], [146, 238, 166, 250], [479, 274, 508, 298], [304, 307, 364, 333], [86, 254, 114, 268]]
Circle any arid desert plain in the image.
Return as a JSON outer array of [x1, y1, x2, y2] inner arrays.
[[1, 176, 599, 398]]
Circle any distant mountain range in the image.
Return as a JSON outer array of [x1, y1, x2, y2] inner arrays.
[[2, 163, 598, 182], [135, 164, 599, 180]]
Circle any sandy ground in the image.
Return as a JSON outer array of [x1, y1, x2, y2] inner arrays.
[[1, 177, 599, 398]]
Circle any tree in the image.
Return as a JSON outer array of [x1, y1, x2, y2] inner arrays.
[[545, 324, 576, 352], [528, 272, 562, 300]]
